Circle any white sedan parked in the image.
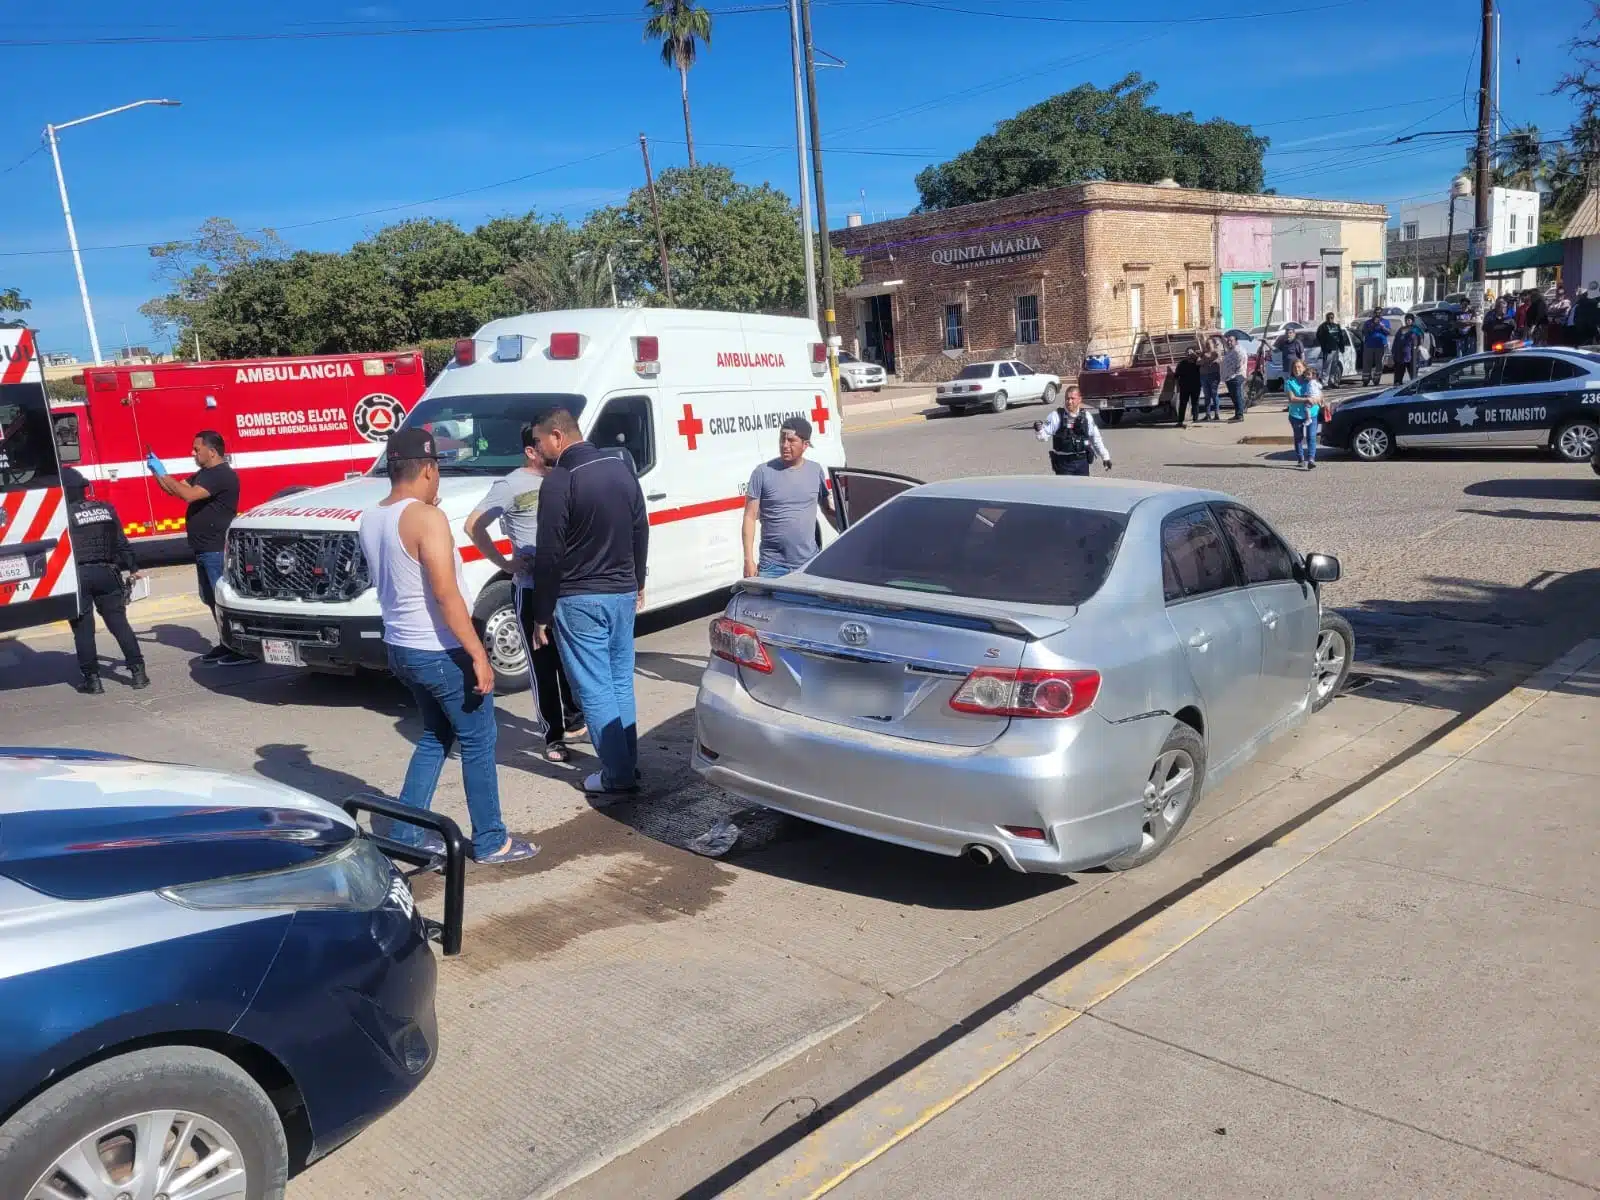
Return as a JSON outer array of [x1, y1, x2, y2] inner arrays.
[[837, 351, 886, 392], [935, 360, 1061, 414]]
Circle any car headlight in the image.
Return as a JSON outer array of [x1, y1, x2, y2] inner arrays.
[[160, 837, 394, 911]]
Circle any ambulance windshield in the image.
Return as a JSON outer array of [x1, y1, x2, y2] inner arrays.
[[371, 392, 588, 476]]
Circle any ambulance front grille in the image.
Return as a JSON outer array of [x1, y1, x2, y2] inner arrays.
[[226, 529, 370, 603]]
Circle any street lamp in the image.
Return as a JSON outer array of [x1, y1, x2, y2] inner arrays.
[[1444, 173, 1473, 298], [44, 99, 181, 365]]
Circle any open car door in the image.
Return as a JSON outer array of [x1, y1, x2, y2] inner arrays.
[[827, 467, 922, 532]]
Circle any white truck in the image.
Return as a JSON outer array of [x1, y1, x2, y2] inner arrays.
[[214, 308, 845, 691]]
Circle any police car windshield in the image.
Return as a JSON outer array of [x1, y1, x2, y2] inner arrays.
[[371, 392, 588, 476]]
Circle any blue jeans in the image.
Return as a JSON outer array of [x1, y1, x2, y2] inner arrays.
[[757, 563, 792, 579], [386, 643, 506, 859], [1225, 377, 1245, 418], [1201, 376, 1220, 418], [195, 550, 224, 610], [1289, 415, 1319, 463], [554, 593, 639, 789]]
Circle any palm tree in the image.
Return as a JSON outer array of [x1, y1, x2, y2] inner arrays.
[[644, 0, 712, 168], [503, 247, 614, 311]]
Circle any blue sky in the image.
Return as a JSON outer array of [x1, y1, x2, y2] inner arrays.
[[3, 0, 1590, 359]]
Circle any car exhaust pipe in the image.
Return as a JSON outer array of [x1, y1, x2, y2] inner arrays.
[[964, 843, 996, 867]]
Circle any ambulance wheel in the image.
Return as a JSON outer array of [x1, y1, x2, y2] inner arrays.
[[1552, 418, 1599, 464], [473, 579, 530, 694], [989, 391, 1009, 414], [1349, 421, 1394, 462]]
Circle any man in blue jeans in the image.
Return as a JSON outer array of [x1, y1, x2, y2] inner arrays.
[[146, 430, 250, 665], [529, 409, 650, 798], [358, 427, 535, 865]]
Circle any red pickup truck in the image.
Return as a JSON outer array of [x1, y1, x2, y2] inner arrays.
[[1079, 330, 1214, 425]]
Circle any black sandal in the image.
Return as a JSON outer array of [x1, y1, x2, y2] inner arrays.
[[543, 742, 571, 764]]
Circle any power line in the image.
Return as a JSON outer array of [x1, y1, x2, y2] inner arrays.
[[0, 144, 44, 177]]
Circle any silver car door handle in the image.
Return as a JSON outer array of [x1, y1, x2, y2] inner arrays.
[[1259, 609, 1278, 629], [1188, 631, 1212, 651]]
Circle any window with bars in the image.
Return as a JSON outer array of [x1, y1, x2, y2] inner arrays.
[[944, 304, 965, 350], [1015, 295, 1040, 344]]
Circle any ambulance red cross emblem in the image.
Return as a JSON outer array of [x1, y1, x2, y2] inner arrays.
[[810, 395, 831, 435], [677, 402, 704, 450]]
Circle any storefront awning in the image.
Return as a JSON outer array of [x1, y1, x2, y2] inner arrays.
[[1483, 241, 1564, 272]]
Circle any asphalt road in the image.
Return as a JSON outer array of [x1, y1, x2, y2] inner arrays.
[[3, 405, 1597, 1200]]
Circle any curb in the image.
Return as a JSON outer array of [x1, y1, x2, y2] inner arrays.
[[723, 637, 1600, 1200], [8, 593, 210, 644]]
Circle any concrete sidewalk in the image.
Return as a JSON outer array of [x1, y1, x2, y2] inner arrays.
[[731, 638, 1600, 1199]]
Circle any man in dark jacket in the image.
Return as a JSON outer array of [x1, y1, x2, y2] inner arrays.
[[530, 408, 650, 797], [1172, 346, 1202, 428], [62, 468, 149, 694], [1315, 312, 1349, 383]]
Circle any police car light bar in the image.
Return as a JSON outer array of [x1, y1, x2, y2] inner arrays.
[[453, 338, 476, 366], [634, 335, 660, 377], [1491, 339, 1526, 352]]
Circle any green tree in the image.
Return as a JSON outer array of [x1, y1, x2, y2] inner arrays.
[[913, 74, 1267, 211], [585, 164, 857, 312], [644, 0, 713, 168], [139, 218, 287, 353], [504, 243, 616, 310], [0, 287, 28, 316]]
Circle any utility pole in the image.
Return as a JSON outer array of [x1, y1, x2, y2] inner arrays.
[[799, 0, 839, 393], [788, 0, 818, 324], [639, 134, 676, 307], [1469, 0, 1494, 350]]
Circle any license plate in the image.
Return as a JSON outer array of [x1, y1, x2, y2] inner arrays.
[[0, 555, 31, 583], [261, 639, 302, 667], [802, 662, 903, 720]]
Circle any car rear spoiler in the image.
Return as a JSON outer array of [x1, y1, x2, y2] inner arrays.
[[735, 576, 1074, 640], [342, 793, 467, 956]]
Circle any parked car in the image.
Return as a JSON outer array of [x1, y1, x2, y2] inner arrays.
[[837, 350, 886, 393], [694, 470, 1353, 875], [934, 360, 1060, 414], [0, 749, 465, 1197], [1323, 346, 1600, 463], [1262, 330, 1356, 390]]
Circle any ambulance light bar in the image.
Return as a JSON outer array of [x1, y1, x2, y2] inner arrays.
[[496, 334, 525, 362], [634, 335, 660, 377], [549, 333, 581, 360], [394, 353, 417, 374], [453, 338, 477, 366], [811, 342, 827, 377], [90, 371, 117, 392]]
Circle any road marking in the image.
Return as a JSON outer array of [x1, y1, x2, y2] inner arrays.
[[726, 638, 1600, 1199], [7, 593, 210, 643], [843, 413, 930, 434]]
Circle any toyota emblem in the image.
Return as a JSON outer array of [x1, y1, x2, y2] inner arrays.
[[274, 549, 297, 573], [838, 621, 870, 647]]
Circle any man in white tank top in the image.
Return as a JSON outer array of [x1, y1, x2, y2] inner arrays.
[[359, 428, 536, 864]]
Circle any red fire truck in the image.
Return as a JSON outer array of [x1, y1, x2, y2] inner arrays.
[[56, 350, 426, 545]]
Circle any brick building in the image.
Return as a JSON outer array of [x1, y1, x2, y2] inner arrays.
[[830, 181, 1388, 382]]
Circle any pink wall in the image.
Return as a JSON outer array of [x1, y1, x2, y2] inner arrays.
[[1218, 216, 1272, 271]]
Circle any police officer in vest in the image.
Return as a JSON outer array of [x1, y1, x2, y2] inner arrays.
[[62, 467, 149, 694], [1033, 384, 1113, 476]]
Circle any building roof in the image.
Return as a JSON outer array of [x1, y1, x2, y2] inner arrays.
[[1561, 188, 1600, 239]]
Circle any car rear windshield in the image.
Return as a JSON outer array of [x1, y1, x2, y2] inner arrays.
[[807, 496, 1127, 606], [955, 364, 994, 379], [371, 392, 588, 476]]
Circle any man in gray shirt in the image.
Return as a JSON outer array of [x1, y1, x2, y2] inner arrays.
[[464, 425, 585, 763], [742, 416, 835, 578]]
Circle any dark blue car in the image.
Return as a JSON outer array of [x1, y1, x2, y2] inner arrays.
[[0, 748, 464, 1200]]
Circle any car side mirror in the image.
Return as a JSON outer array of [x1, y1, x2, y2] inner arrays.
[[1304, 553, 1341, 584]]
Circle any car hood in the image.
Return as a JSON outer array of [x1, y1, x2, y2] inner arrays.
[[1332, 387, 1396, 411], [0, 751, 357, 903], [234, 473, 498, 531]]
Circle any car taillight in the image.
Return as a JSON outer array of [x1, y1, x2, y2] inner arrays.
[[949, 668, 1100, 718], [453, 338, 476, 366], [709, 616, 774, 674]]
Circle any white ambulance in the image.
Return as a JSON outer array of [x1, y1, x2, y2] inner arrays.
[[213, 308, 845, 691]]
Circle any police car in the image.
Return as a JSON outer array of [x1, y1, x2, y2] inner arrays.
[[1322, 344, 1600, 463], [0, 748, 465, 1198]]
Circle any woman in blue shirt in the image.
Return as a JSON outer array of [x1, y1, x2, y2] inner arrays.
[[1284, 359, 1321, 470]]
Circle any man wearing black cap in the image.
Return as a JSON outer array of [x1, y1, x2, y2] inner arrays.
[[359, 427, 536, 865], [61, 468, 148, 694], [742, 416, 834, 579]]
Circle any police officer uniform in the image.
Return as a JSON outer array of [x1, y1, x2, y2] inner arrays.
[[62, 468, 148, 694], [1035, 404, 1113, 476]]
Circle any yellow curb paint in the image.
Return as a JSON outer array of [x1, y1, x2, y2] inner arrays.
[[10, 594, 209, 644], [731, 638, 1600, 1199], [842, 413, 931, 434]]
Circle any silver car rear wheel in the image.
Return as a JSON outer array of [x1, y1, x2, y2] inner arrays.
[[1311, 611, 1355, 713], [1105, 722, 1206, 871]]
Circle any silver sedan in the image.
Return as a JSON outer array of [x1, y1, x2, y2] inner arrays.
[[693, 472, 1354, 874]]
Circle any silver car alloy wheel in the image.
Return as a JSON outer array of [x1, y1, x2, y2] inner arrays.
[[1557, 421, 1598, 463], [1314, 626, 1348, 703], [1353, 425, 1390, 460], [29, 1109, 249, 1200], [1137, 748, 1196, 854], [482, 603, 529, 678]]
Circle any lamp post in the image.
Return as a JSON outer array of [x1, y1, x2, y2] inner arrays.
[[1444, 173, 1472, 297], [43, 99, 181, 365]]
